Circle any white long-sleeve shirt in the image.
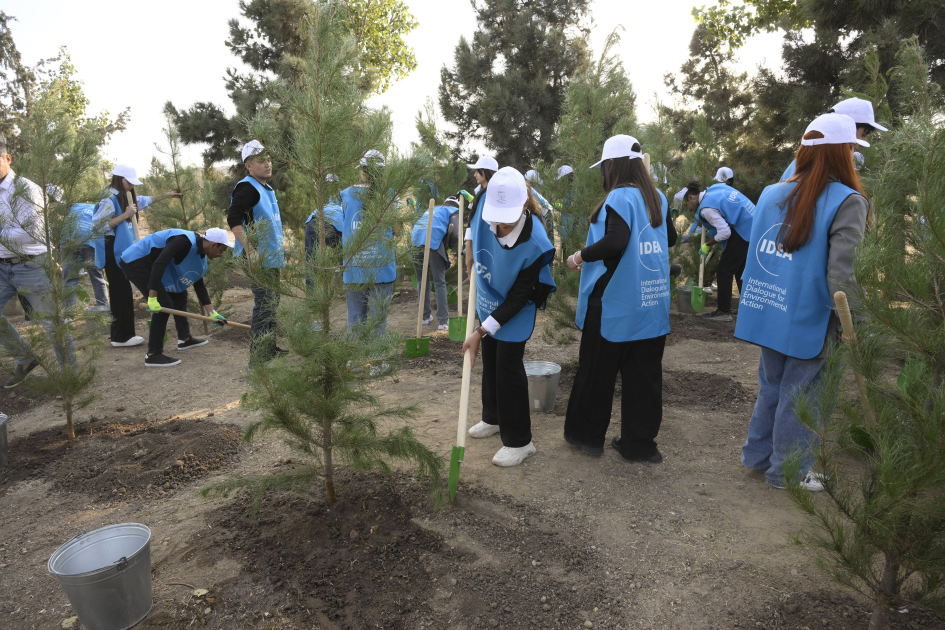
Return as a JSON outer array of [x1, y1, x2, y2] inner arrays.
[[699, 207, 731, 242], [92, 187, 153, 237], [0, 170, 48, 258]]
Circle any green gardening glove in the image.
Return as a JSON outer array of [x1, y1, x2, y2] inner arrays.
[[458, 190, 474, 204], [147, 297, 162, 313], [700, 243, 711, 260], [209, 311, 227, 327]]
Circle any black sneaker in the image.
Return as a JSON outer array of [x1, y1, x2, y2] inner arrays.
[[144, 353, 181, 368], [177, 337, 209, 351], [701, 309, 733, 322], [564, 433, 604, 457], [611, 436, 663, 463], [4, 360, 39, 389], [274, 346, 289, 357]]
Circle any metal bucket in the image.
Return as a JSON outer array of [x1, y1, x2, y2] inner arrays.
[[48, 524, 153, 630], [677, 286, 697, 314], [83, 305, 112, 337], [524, 361, 562, 413], [0, 413, 7, 471]]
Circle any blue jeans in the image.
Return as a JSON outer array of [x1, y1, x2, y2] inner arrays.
[[0, 255, 75, 369], [412, 249, 450, 325], [63, 245, 108, 309], [345, 282, 393, 334], [742, 346, 825, 487]]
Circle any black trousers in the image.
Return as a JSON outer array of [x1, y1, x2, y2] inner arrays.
[[121, 260, 192, 356], [564, 300, 666, 457], [716, 229, 748, 313], [103, 236, 136, 343], [480, 335, 532, 448]]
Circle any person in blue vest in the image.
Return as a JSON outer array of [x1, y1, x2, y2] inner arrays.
[[341, 149, 398, 333], [412, 195, 460, 331], [462, 167, 556, 467], [464, 155, 498, 279], [119, 228, 232, 367], [92, 165, 181, 348], [45, 185, 108, 309], [304, 173, 343, 290], [562, 135, 675, 461], [228, 140, 286, 364], [736, 113, 870, 491], [780, 97, 887, 181], [681, 177, 756, 321]]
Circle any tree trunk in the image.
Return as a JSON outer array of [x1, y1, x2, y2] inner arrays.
[[869, 553, 900, 630], [65, 402, 75, 439], [869, 601, 889, 630], [323, 416, 335, 504]]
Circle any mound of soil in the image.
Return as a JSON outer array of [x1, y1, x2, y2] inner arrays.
[[149, 473, 615, 629], [0, 384, 54, 418], [407, 334, 464, 375], [667, 311, 738, 345], [2, 417, 241, 502], [662, 369, 755, 411]]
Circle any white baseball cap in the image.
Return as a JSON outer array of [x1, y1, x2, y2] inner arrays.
[[241, 140, 265, 163], [45, 184, 63, 201], [482, 167, 528, 224], [525, 169, 543, 185], [556, 165, 574, 179], [112, 164, 142, 186], [802, 113, 870, 147], [673, 187, 687, 205], [204, 227, 234, 248], [326, 173, 338, 182], [590, 135, 644, 168], [830, 97, 888, 132], [360, 149, 385, 168], [467, 155, 498, 171], [714, 167, 734, 183]]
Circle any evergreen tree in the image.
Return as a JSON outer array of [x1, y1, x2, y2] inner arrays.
[[438, 0, 592, 169], [203, 3, 442, 507]]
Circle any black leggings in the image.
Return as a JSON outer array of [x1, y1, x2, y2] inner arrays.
[[103, 236, 137, 343], [480, 335, 532, 448], [121, 260, 192, 356], [716, 229, 748, 313]]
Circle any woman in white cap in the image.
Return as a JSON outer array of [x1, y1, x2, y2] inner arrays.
[[119, 228, 232, 367], [681, 171, 755, 321], [563, 135, 675, 461], [736, 113, 869, 491], [341, 149, 398, 333], [464, 155, 498, 278], [92, 165, 181, 347], [462, 167, 556, 467]]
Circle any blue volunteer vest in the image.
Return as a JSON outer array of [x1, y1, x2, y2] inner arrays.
[[412, 205, 457, 250], [780, 159, 797, 182], [101, 196, 138, 269], [734, 181, 860, 359], [120, 229, 208, 293], [305, 199, 343, 231], [232, 176, 285, 268], [472, 212, 556, 342], [575, 187, 671, 342], [340, 186, 397, 284], [696, 184, 756, 249]]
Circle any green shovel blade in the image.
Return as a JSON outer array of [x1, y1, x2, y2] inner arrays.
[[448, 445, 465, 501], [448, 317, 467, 342], [405, 337, 430, 358], [447, 286, 457, 304], [691, 287, 706, 313]]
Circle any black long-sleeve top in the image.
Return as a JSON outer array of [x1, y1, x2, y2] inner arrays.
[[131, 235, 212, 305], [489, 212, 555, 326], [227, 181, 262, 229]]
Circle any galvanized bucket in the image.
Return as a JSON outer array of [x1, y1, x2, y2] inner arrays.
[[524, 361, 562, 413], [48, 524, 153, 630], [83, 305, 112, 337], [0, 413, 7, 471], [676, 286, 697, 314]]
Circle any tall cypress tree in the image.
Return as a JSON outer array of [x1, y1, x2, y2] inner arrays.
[[438, 0, 591, 169]]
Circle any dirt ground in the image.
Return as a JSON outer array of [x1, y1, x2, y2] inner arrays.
[[0, 280, 942, 630]]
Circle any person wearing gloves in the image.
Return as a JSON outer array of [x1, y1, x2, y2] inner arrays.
[[341, 149, 397, 333], [563, 135, 675, 461], [464, 155, 498, 278], [119, 227, 232, 367], [92, 165, 181, 348], [780, 97, 887, 181], [412, 195, 461, 331], [304, 173, 343, 289], [228, 140, 286, 364], [681, 177, 755, 321], [736, 113, 870, 491], [463, 167, 556, 467]]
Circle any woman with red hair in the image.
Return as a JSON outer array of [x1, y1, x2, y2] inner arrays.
[[735, 113, 870, 491]]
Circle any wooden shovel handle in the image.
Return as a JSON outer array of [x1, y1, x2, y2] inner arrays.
[[416, 199, 435, 338], [456, 274, 477, 448], [126, 191, 141, 241], [833, 291, 877, 429], [458, 196, 465, 318], [697, 223, 706, 287], [138, 302, 250, 329]]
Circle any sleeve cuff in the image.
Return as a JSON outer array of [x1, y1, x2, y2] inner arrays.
[[482, 316, 500, 334], [464, 228, 472, 241]]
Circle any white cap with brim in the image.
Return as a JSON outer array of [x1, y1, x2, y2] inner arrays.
[[802, 113, 870, 148], [831, 97, 888, 132], [359, 149, 385, 168], [467, 155, 499, 171], [112, 164, 142, 186], [482, 167, 528, 224], [45, 184, 63, 202], [590, 135, 644, 168], [241, 140, 265, 163], [714, 167, 734, 183], [557, 165, 574, 179], [204, 227, 235, 248], [525, 169, 543, 185]]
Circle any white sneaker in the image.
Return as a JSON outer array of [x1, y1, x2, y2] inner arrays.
[[437, 324, 449, 331], [468, 421, 500, 439], [111, 336, 144, 347], [800, 471, 826, 492], [492, 442, 536, 467], [422, 316, 434, 325]]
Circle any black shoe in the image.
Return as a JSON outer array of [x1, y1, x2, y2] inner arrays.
[[274, 346, 289, 357], [701, 309, 733, 322], [564, 433, 604, 457], [177, 337, 209, 351], [611, 436, 663, 463], [4, 360, 39, 388], [145, 353, 181, 367]]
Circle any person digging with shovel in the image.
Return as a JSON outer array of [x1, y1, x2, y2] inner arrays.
[[411, 195, 461, 331], [119, 228, 232, 367]]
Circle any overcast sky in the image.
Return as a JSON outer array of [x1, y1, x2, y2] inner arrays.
[[10, 0, 784, 173]]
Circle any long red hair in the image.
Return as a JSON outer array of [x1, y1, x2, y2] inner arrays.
[[779, 131, 866, 253]]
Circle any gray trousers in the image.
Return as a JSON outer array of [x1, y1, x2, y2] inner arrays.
[[412, 249, 450, 325]]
